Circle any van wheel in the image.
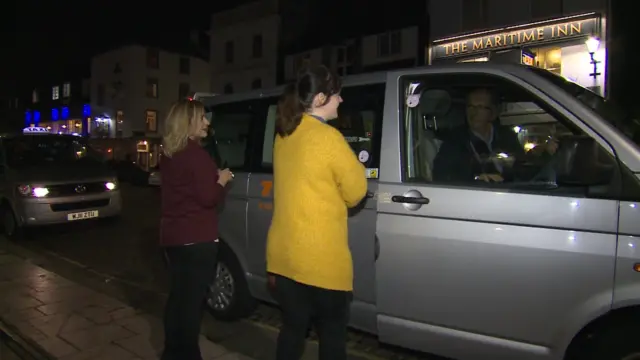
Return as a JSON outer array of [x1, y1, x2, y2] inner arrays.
[[206, 245, 256, 321], [1, 205, 23, 240], [568, 316, 640, 360]]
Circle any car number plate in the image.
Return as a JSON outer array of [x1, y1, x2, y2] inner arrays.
[[67, 210, 99, 221]]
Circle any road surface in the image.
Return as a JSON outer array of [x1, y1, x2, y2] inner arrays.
[[8, 184, 442, 360]]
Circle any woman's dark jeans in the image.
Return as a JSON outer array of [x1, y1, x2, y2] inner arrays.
[[161, 242, 217, 360], [273, 275, 352, 360]]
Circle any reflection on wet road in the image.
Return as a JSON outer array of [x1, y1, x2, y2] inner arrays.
[[12, 184, 441, 360]]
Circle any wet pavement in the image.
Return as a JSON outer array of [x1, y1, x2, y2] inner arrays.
[[0, 247, 250, 359], [4, 185, 436, 360]]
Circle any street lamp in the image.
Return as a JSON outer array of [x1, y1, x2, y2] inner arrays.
[[585, 36, 601, 79]]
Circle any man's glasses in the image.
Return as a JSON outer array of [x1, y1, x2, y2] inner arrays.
[[467, 104, 492, 112]]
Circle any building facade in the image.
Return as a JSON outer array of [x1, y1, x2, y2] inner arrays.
[[24, 78, 91, 135], [89, 43, 209, 168], [428, 0, 610, 96], [284, 26, 422, 82], [209, 1, 280, 94], [90, 44, 210, 139]]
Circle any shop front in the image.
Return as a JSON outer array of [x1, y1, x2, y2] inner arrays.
[[428, 13, 607, 96]]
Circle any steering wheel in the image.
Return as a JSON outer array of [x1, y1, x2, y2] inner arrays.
[[527, 142, 562, 183]]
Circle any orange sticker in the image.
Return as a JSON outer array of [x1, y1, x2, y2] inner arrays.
[[260, 180, 273, 197]]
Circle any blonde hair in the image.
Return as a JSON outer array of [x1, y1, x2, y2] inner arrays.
[[162, 99, 205, 157]]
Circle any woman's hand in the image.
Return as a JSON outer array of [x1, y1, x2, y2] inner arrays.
[[218, 168, 234, 187]]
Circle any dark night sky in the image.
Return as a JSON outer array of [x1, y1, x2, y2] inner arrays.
[[3, 0, 256, 93], [3, 0, 416, 92]]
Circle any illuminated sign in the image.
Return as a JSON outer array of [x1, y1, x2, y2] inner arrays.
[[432, 16, 599, 59], [522, 53, 535, 66], [23, 127, 50, 134]]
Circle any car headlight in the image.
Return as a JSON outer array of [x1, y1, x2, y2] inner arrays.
[[105, 181, 117, 191], [17, 185, 49, 197]]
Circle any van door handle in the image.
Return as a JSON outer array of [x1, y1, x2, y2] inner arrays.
[[391, 196, 430, 205]]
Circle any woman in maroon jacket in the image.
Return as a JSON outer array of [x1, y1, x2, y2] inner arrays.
[[159, 99, 233, 360]]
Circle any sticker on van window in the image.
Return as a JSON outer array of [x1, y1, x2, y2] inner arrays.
[[365, 168, 379, 179], [358, 150, 369, 163], [406, 95, 420, 108], [344, 136, 371, 143]]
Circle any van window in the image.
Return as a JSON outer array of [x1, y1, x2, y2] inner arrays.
[[208, 101, 253, 169], [401, 73, 617, 197], [260, 83, 385, 172], [3, 136, 103, 168]]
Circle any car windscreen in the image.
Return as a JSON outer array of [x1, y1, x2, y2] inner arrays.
[[3, 136, 104, 168]]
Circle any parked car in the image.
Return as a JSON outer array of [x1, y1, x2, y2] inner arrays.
[[194, 64, 640, 360]]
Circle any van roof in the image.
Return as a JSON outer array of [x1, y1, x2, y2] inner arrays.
[[200, 63, 537, 106]]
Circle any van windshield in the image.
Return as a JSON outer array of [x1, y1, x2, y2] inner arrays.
[[3, 136, 104, 168], [526, 67, 636, 139]]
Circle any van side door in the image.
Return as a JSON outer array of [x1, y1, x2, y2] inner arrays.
[[208, 100, 256, 262], [375, 69, 619, 360], [244, 84, 386, 333]]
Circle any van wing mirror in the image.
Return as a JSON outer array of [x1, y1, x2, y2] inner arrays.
[[555, 135, 614, 186]]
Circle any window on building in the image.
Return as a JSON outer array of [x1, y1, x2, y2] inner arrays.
[[62, 83, 71, 98], [390, 32, 402, 54], [97, 84, 105, 106], [146, 110, 158, 132], [32, 90, 38, 103], [146, 78, 159, 98], [347, 43, 356, 63], [52, 86, 60, 100], [252, 35, 263, 58], [251, 78, 262, 89], [294, 53, 311, 74], [462, 0, 486, 31], [378, 34, 390, 57], [377, 31, 402, 57], [224, 83, 233, 94], [146, 48, 160, 69], [178, 83, 190, 99], [179, 57, 190, 74], [337, 47, 346, 63], [225, 41, 234, 63], [116, 110, 124, 137]]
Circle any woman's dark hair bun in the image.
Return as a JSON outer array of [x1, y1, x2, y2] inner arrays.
[[275, 64, 341, 137]]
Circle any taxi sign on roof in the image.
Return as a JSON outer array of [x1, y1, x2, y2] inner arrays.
[[23, 127, 50, 134]]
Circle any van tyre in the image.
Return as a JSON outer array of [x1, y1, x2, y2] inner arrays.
[[1, 205, 23, 240], [206, 244, 256, 321], [569, 316, 640, 360]]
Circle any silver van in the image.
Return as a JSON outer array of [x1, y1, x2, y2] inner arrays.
[[196, 64, 640, 360], [0, 129, 122, 239]]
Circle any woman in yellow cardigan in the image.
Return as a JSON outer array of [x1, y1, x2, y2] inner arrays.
[[266, 64, 367, 360]]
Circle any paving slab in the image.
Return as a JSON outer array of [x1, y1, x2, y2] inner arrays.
[[0, 256, 252, 360]]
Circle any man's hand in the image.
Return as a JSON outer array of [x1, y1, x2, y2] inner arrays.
[[475, 173, 504, 183]]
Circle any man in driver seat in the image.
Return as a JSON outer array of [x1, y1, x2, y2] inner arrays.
[[433, 88, 557, 183]]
